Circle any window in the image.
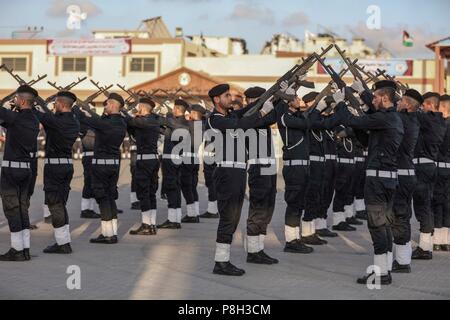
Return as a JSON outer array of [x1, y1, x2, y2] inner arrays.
[[129, 57, 155, 72], [1, 57, 27, 72], [62, 57, 87, 72]]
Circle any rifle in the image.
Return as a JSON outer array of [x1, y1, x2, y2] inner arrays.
[[334, 45, 371, 92], [139, 90, 173, 114], [243, 44, 334, 117], [46, 77, 87, 104], [117, 84, 143, 110], [376, 68, 409, 92], [314, 53, 363, 114], [78, 85, 113, 109], [90, 80, 112, 98], [176, 88, 213, 110]]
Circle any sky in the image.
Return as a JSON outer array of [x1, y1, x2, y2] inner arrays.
[[1, 0, 449, 58]]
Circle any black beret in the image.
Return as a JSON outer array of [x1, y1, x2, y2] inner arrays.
[[244, 86, 266, 99], [373, 80, 397, 91], [174, 99, 190, 110], [56, 91, 77, 103], [108, 93, 124, 108], [138, 97, 155, 108], [190, 104, 206, 114], [423, 92, 441, 101], [404, 89, 423, 105], [440, 94, 450, 102], [208, 84, 230, 99], [17, 84, 38, 97], [302, 91, 319, 104]]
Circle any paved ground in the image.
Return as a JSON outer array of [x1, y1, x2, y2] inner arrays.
[[0, 160, 449, 300]]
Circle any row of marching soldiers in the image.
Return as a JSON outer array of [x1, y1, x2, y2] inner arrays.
[[0, 79, 449, 287]]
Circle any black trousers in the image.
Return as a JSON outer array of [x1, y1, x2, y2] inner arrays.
[[130, 151, 137, 195], [28, 159, 38, 198], [432, 168, 450, 228], [214, 167, 246, 244], [320, 160, 336, 219], [413, 164, 437, 233], [247, 164, 277, 236], [1, 167, 32, 233], [135, 159, 160, 212], [283, 165, 308, 227], [392, 175, 416, 245], [332, 163, 355, 212], [304, 161, 325, 221], [92, 164, 120, 221], [180, 163, 196, 205], [203, 163, 217, 202], [354, 160, 366, 201], [44, 164, 74, 229], [82, 155, 94, 199], [365, 176, 396, 255], [192, 164, 199, 203], [161, 159, 181, 209]]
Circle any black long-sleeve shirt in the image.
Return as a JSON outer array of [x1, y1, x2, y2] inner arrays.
[[438, 118, 450, 163], [125, 114, 161, 155], [397, 111, 420, 169], [414, 111, 446, 161]]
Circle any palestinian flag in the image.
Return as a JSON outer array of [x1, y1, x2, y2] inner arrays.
[[403, 31, 413, 47]]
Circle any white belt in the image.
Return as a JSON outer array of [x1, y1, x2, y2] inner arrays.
[[354, 157, 365, 162], [437, 162, 450, 169], [162, 154, 181, 160], [92, 159, 120, 165], [1, 161, 30, 169], [45, 158, 73, 165], [338, 158, 355, 164], [310, 155, 325, 162], [325, 154, 337, 161], [397, 169, 415, 176], [130, 146, 137, 151], [363, 151, 368, 157], [283, 160, 309, 166], [203, 152, 215, 158], [366, 169, 397, 179], [248, 158, 276, 165], [137, 154, 158, 161], [217, 161, 247, 169], [413, 158, 435, 165], [83, 151, 94, 157], [182, 152, 199, 158]]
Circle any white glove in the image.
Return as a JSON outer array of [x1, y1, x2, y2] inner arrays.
[[34, 105, 45, 113], [316, 98, 327, 112], [297, 74, 307, 82], [81, 108, 92, 118], [279, 80, 289, 93], [351, 79, 364, 94], [260, 99, 274, 115], [199, 99, 206, 109], [285, 86, 297, 96], [333, 88, 345, 103]]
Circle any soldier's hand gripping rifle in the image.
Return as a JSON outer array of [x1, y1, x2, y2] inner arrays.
[[315, 53, 363, 115], [145, 89, 173, 114], [77, 84, 113, 110], [335, 45, 371, 92], [117, 84, 143, 111], [243, 44, 334, 117]]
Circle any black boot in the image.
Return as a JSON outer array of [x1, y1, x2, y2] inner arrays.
[[117, 209, 123, 214], [284, 240, 314, 254], [332, 221, 356, 231], [181, 215, 200, 223], [411, 247, 432, 260], [43, 243, 72, 254], [160, 193, 167, 201], [391, 260, 411, 273], [316, 228, 338, 238], [440, 244, 450, 251], [199, 212, 219, 219], [44, 216, 53, 224], [355, 210, 368, 220], [357, 272, 392, 285], [129, 224, 156, 236], [301, 234, 327, 245], [213, 262, 245, 276], [0, 248, 26, 261], [80, 210, 101, 219], [90, 234, 118, 244], [259, 250, 279, 264], [346, 217, 363, 226], [23, 248, 31, 261], [247, 251, 273, 265], [433, 244, 441, 252], [157, 220, 181, 229], [131, 201, 140, 210]]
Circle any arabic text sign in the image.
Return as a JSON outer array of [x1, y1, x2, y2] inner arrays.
[[317, 58, 413, 77], [47, 39, 132, 56]]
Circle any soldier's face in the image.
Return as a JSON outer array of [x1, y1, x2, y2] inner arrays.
[[105, 99, 120, 114], [190, 111, 202, 121], [372, 91, 383, 110], [217, 91, 232, 109]]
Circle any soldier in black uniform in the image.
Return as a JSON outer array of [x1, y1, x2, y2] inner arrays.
[[337, 80, 404, 285], [129, 133, 140, 210], [412, 92, 446, 259], [34, 91, 80, 253], [0, 85, 40, 261], [123, 97, 161, 235], [157, 100, 190, 229], [353, 139, 368, 221], [389, 89, 421, 273], [243, 86, 279, 264], [432, 94, 450, 251], [206, 84, 274, 276], [74, 93, 127, 244], [80, 122, 100, 219]]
